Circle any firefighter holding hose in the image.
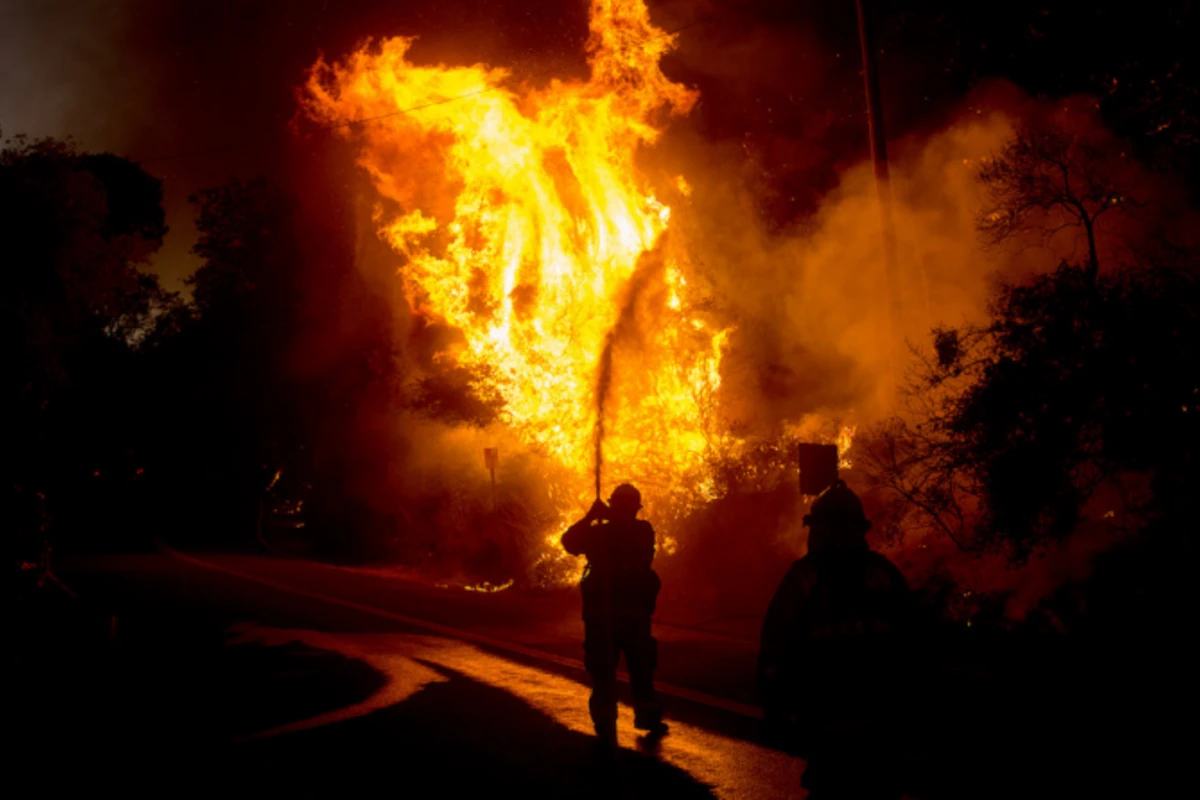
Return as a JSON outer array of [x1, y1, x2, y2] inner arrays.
[[562, 483, 666, 747]]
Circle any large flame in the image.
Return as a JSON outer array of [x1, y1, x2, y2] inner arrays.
[[306, 0, 733, 535]]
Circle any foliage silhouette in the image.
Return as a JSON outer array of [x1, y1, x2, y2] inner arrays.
[[0, 135, 171, 552]]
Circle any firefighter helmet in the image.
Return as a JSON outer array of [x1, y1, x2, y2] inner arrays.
[[804, 479, 871, 535], [609, 483, 642, 509]]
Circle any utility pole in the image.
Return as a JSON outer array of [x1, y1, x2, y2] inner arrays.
[[856, 0, 901, 402]]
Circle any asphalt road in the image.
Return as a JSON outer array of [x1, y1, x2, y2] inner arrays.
[[15, 548, 1178, 799], [16, 549, 803, 799]]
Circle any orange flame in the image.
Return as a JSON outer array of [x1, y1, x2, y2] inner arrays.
[[306, 0, 735, 545], [837, 425, 857, 469]]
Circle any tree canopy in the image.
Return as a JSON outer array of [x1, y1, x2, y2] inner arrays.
[[0, 135, 171, 549]]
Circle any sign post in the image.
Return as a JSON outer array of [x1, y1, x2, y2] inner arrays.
[[798, 443, 839, 497]]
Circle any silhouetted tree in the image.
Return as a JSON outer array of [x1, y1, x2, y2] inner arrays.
[[978, 119, 1139, 272], [1, 136, 169, 393], [0, 135, 171, 552], [134, 177, 309, 542], [865, 114, 1200, 566], [137, 175, 404, 558], [867, 260, 1199, 559]]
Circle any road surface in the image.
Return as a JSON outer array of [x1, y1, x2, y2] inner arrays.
[[18, 548, 804, 798], [13, 547, 1182, 799]]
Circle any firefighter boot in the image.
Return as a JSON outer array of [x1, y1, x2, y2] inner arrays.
[[634, 704, 668, 736]]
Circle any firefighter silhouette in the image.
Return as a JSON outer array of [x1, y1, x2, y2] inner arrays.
[[758, 480, 911, 799], [562, 483, 666, 746]]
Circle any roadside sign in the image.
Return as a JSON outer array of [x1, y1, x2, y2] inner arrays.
[[798, 443, 838, 496]]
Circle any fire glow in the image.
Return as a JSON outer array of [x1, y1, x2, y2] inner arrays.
[[306, 1, 735, 527]]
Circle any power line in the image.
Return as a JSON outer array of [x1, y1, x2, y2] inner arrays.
[[135, 16, 711, 167]]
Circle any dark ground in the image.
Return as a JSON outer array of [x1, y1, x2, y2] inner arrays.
[[7, 547, 1189, 798]]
